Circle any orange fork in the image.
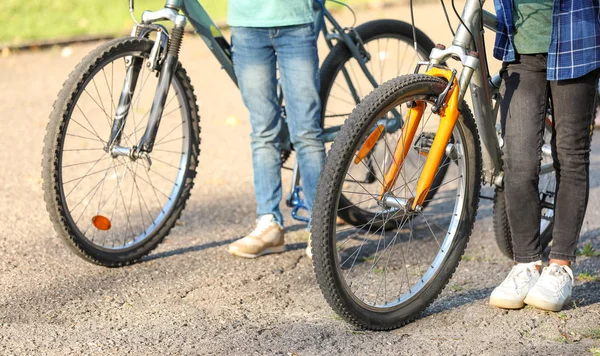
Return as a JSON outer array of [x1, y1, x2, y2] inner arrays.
[[364, 68, 461, 209], [379, 101, 426, 195], [411, 68, 461, 209]]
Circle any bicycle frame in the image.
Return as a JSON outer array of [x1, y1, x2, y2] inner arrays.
[[374, 0, 510, 210], [423, 0, 503, 187]]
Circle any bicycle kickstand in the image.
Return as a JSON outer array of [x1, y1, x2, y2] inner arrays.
[[285, 160, 310, 223]]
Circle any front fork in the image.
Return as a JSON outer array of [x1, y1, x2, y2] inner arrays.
[[360, 67, 463, 211], [106, 56, 144, 149], [106, 25, 184, 161]]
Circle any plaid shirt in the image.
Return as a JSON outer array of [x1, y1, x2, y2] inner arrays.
[[493, 0, 600, 80]]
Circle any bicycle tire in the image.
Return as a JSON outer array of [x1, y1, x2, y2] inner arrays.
[[312, 74, 481, 330], [493, 189, 553, 259], [42, 37, 200, 267], [318, 19, 445, 228]]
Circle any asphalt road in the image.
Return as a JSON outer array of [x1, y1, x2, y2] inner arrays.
[[1, 2, 599, 355]]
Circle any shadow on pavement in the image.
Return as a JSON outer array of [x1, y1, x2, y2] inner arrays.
[[422, 287, 495, 317], [142, 236, 240, 262], [143, 235, 309, 263]]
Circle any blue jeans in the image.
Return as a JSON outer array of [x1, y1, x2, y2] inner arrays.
[[231, 24, 326, 226]]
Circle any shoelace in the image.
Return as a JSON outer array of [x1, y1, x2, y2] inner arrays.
[[539, 265, 570, 290], [249, 216, 276, 238], [509, 267, 533, 289], [506, 262, 540, 290]]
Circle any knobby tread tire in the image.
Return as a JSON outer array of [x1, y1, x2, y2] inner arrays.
[[42, 37, 200, 267], [319, 19, 435, 105], [493, 188, 553, 259], [312, 74, 482, 330]]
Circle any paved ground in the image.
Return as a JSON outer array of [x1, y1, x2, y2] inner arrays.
[[1, 2, 599, 355]]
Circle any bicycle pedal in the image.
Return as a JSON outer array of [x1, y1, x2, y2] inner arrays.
[[413, 132, 436, 156]]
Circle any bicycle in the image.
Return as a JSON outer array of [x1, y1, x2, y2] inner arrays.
[[310, 0, 565, 330], [42, 0, 437, 266]]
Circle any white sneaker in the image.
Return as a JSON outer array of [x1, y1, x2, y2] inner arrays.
[[524, 263, 574, 311], [489, 261, 541, 309], [228, 215, 285, 258]]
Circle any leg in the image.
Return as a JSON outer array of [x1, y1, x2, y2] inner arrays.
[[501, 54, 548, 263], [548, 69, 599, 263], [232, 27, 284, 226], [274, 24, 326, 215], [491, 57, 550, 309], [521, 70, 597, 311]]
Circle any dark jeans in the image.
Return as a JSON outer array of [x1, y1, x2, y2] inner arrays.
[[501, 54, 599, 263]]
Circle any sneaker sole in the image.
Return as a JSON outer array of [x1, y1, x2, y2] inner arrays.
[[489, 296, 525, 309], [524, 295, 570, 312], [228, 245, 286, 259]]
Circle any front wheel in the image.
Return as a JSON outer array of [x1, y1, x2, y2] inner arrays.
[[42, 37, 200, 266], [312, 74, 482, 330]]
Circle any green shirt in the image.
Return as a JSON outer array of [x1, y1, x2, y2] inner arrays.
[[227, 0, 314, 27], [512, 0, 553, 54]]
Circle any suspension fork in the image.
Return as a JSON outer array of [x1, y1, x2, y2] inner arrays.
[[137, 25, 185, 153], [106, 56, 145, 149], [376, 68, 461, 210]]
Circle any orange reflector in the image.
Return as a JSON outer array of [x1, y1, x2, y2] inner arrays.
[[92, 215, 112, 231]]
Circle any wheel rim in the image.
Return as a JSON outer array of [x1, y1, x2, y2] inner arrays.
[[331, 95, 468, 310], [57, 50, 190, 252]]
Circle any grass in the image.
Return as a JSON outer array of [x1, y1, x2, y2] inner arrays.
[[553, 335, 568, 344], [461, 254, 479, 262], [582, 328, 600, 340], [556, 312, 569, 321], [449, 285, 464, 292], [372, 266, 385, 274], [576, 272, 598, 282], [577, 242, 600, 257], [1, 0, 223, 45], [1, 0, 400, 46]]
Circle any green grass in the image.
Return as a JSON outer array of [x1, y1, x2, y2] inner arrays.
[[582, 328, 600, 340], [449, 285, 464, 292], [576, 272, 598, 282], [1, 0, 218, 45], [577, 242, 600, 257], [461, 254, 479, 262], [1, 0, 398, 45]]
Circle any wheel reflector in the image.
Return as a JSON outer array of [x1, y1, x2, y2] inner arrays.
[[92, 215, 111, 231]]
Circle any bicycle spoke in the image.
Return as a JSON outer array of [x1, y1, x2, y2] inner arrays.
[[83, 89, 112, 129], [69, 113, 106, 145], [101, 67, 116, 120], [153, 136, 185, 147], [153, 120, 184, 146], [348, 63, 364, 100]]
